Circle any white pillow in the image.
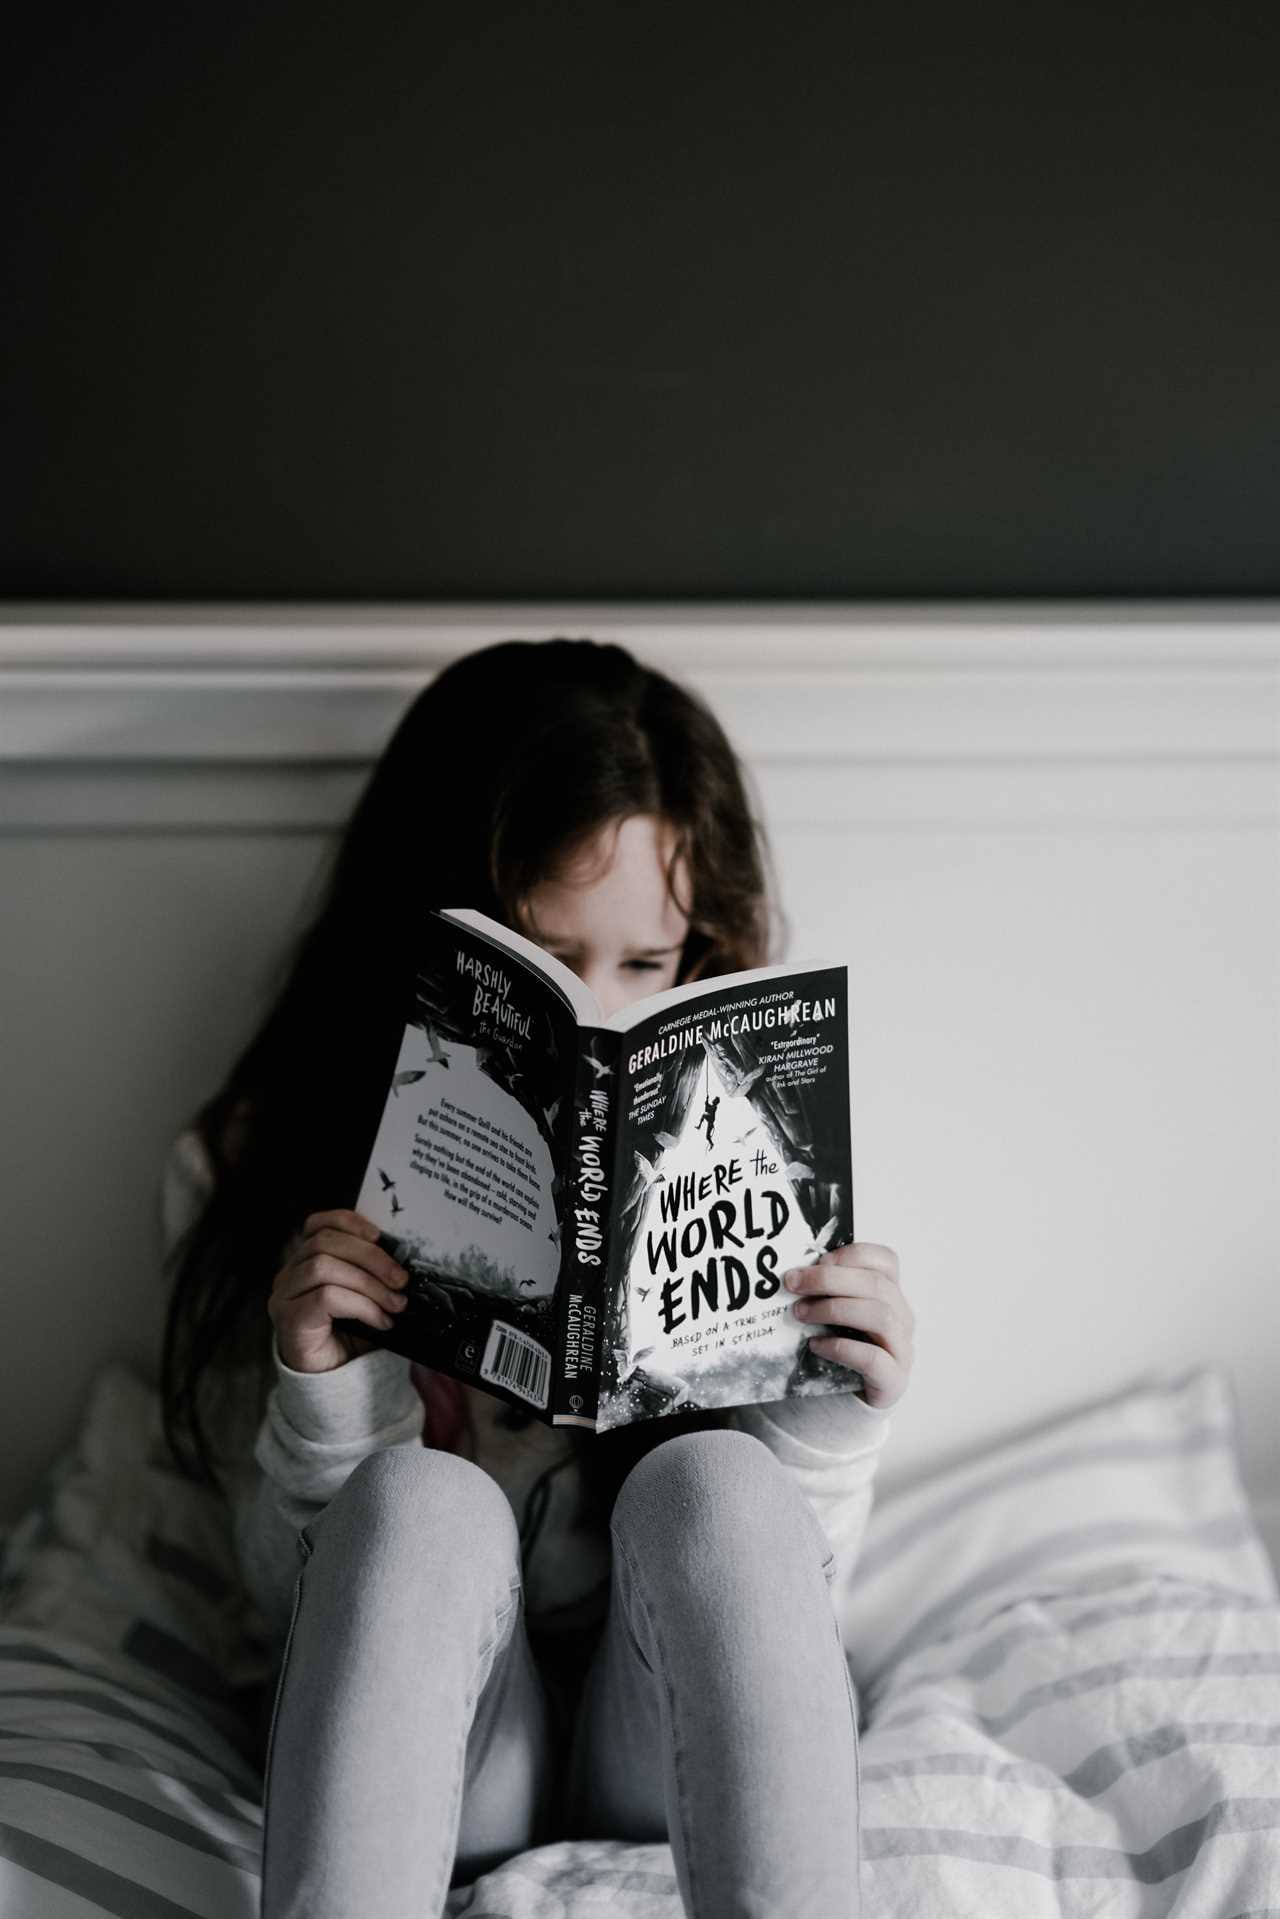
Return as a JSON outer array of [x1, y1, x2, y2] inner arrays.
[[842, 1364, 1278, 1700], [0, 1362, 274, 1749]]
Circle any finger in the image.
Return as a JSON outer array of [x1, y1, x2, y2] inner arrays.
[[275, 1254, 408, 1318], [299, 1227, 408, 1292], [804, 1333, 905, 1408], [829, 1241, 899, 1282], [792, 1292, 911, 1358], [796, 1264, 916, 1343], [302, 1208, 381, 1244], [274, 1280, 401, 1336], [784, 1256, 896, 1299]]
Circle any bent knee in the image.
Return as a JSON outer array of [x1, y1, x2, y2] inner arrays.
[[611, 1428, 835, 1583], [310, 1444, 520, 1577], [611, 1425, 782, 1535]]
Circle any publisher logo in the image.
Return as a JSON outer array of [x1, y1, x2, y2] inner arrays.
[[456, 1339, 480, 1374]]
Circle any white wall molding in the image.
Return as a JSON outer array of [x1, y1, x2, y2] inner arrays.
[[1, 603, 1277, 832], [3, 599, 1280, 669]]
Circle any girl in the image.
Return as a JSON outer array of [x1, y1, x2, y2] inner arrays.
[[159, 637, 915, 1919]]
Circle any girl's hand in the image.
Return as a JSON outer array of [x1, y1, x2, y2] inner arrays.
[[783, 1241, 914, 1411], [269, 1208, 410, 1373]]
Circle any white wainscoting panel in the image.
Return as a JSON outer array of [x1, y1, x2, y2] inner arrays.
[[2, 604, 1277, 1583]]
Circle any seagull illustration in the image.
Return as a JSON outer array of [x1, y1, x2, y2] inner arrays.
[[543, 1096, 562, 1131], [423, 1026, 452, 1068], [547, 1223, 560, 1245], [613, 1343, 655, 1383], [634, 1149, 666, 1189], [731, 1124, 760, 1145], [637, 1285, 651, 1302], [390, 1069, 426, 1098], [799, 1215, 840, 1261], [390, 1192, 403, 1216], [377, 1167, 396, 1191], [726, 1061, 767, 1098], [585, 1049, 614, 1081], [519, 1276, 538, 1290]]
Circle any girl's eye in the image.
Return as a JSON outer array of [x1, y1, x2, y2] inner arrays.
[[624, 960, 663, 973]]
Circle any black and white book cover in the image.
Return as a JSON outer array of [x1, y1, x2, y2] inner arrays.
[[349, 907, 860, 1431]]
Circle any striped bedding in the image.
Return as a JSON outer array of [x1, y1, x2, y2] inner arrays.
[[1, 1364, 1277, 1917]]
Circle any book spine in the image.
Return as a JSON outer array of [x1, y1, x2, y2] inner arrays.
[[549, 1025, 622, 1428]]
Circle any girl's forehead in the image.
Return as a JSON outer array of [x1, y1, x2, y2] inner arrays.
[[525, 818, 690, 939]]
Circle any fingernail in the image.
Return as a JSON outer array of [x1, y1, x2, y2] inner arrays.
[[784, 1270, 802, 1289]]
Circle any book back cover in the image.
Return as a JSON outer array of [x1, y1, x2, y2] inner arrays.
[[350, 909, 580, 1417]]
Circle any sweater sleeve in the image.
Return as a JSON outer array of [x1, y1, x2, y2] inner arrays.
[[232, 1339, 426, 1649], [158, 1125, 427, 1653], [728, 1389, 892, 1598]]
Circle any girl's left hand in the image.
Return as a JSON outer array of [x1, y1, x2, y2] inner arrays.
[[783, 1242, 915, 1412]]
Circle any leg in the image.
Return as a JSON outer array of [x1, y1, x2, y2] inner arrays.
[[562, 1427, 861, 1919], [260, 1445, 557, 1919]]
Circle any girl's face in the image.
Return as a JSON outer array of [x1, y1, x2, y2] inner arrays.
[[518, 812, 691, 1021]]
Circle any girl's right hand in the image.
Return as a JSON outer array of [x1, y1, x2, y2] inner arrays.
[[269, 1209, 410, 1373]]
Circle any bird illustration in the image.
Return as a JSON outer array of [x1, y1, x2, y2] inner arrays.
[[727, 1061, 768, 1098], [377, 1167, 396, 1191], [637, 1285, 651, 1302], [543, 1096, 562, 1132], [613, 1343, 655, 1383], [731, 1124, 760, 1145], [390, 1069, 426, 1098], [585, 1049, 614, 1081], [424, 1026, 452, 1068], [634, 1149, 666, 1188], [519, 1276, 538, 1290], [799, 1215, 840, 1260], [390, 1192, 404, 1216], [621, 1183, 648, 1227], [547, 1223, 560, 1245]]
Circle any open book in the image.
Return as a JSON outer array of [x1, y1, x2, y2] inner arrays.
[[349, 907, 862, 1432]]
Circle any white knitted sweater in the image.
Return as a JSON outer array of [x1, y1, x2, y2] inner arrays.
[[160, 1127, 893, 1658]]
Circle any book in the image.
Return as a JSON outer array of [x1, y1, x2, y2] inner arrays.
[[347, 906, 862, 1432]]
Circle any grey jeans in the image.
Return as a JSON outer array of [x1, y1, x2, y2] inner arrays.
[[259, 1426, 863, 1918]]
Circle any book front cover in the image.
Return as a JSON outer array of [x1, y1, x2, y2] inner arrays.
[[597, 963, 856, 1432], [353, 910, 580, 1415]]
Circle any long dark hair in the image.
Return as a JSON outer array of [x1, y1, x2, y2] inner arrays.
[[159, 637, 788, 1533]]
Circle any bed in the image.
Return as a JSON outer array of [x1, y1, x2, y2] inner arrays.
[[1, 1360, 1277, 1918]]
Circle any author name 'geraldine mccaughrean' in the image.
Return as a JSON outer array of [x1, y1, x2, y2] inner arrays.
[[627, 994, 837, 1076]]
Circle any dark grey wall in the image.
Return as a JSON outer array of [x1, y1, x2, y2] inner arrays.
[[4, 3, 1278, 599]]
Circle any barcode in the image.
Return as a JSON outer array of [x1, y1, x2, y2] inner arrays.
[[479, 1322, 551, 1409]]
